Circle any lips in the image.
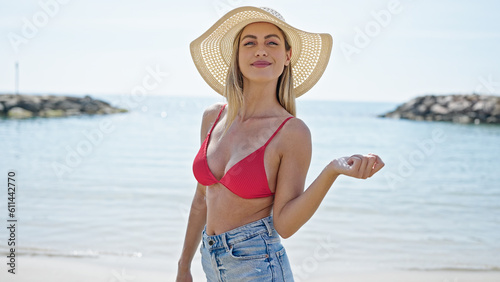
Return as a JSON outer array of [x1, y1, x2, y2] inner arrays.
[[251, 61, 272, 68]]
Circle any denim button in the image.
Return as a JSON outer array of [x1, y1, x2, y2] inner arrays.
[[208, 240, 215, 246]]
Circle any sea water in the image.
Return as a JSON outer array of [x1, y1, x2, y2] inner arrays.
[[0, 94, 499, 277]]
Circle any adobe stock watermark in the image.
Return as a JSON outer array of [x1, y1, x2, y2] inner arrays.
[[384, 128, 446, 189], [8, 0, 71, 53], [51, 119, 116, 179], [292, 234, 338, 282], [341, 0, 404, 62], [108, 268, 136, 282], [50, 64, 169, 180], [213, 0, 243, 17], [113, 64, 170, 112], [474, 74, 499, 94]]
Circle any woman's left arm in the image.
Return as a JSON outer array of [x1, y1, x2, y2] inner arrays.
[[272, 119, 384, 238]]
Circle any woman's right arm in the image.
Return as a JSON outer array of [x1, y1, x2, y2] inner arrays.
[[176, 103, 224, 282], [176, 183, 207, 282]]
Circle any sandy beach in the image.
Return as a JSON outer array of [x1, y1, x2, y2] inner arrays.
[[2, 256, 500, 282], [310, 271, 500, 282]]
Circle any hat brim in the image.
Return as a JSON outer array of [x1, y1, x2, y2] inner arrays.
[[190, 6, 333, 97]]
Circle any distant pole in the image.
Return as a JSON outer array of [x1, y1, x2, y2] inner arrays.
[[15, 61, 19, 95]]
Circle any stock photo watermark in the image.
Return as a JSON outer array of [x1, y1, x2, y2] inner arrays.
[[8, 0, 71, 53], [108, 268, 136, 282], [384, 128, 446, 189], [341, 0, 404, 62], [474, 75, 499, 94], [213, 0, 243, 17], [292, 234, 338, 282], [50, 64, 169, 180], [6, 171, 18, 275], [114, 65, 170, 111], [51, 119, 116, 179]]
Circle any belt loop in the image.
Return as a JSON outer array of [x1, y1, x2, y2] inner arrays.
[[222, 233, 230, 252], [201, 227, 206, 248], [263, 217, 273, 236]]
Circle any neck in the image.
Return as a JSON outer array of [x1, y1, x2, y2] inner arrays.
[[238, 78, 280, 121]]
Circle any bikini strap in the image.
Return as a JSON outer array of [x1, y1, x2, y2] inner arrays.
[[208, 104, 227, 136], [264, 116, 294, 147]]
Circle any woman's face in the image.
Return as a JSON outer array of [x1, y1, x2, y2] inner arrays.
[[238, 22, 291, 85]]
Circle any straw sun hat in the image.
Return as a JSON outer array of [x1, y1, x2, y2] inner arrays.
[[190, 6, 333, 97]]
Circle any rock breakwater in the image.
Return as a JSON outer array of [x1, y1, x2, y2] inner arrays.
[[380, 94, 500, 124], [0, 94, 127, 119]]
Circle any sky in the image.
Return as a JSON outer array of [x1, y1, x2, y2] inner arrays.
[[1, 0, 500, 102]]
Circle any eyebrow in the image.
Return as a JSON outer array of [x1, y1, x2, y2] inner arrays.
[[241, 34, 282, 41]]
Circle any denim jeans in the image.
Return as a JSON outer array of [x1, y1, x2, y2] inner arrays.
[[200, 216, 294, 281]]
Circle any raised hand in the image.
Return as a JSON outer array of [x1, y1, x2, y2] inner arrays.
[[328, 153, 384, 179]]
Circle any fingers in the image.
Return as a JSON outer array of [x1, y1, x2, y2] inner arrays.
[[334, 154, 384, 179], [347, 155, 362, 172], [369, 154, 385, 177], [358, 155, 368, 178], [348, 154, 384, 179], [363, 154, 378, 179]]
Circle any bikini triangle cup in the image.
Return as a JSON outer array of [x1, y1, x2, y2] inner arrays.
[[192, 104, 294, 199]]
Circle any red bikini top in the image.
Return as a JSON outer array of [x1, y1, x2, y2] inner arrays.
[[192, 104, 294, 199]]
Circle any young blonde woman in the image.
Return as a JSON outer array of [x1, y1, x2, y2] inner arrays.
[[177, 7, 384, 281]]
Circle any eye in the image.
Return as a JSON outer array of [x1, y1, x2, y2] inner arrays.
[[267, 41, 279, 46], [243, 41, 255, 46]]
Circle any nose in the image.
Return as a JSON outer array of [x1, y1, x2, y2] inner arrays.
[[255, 48, 268, 57]]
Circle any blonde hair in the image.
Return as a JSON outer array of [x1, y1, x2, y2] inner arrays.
[[222, 25, 295, 136]]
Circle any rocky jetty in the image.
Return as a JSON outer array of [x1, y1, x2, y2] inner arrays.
[[0, 94, 127, 119], [380, 94, 500, 124]]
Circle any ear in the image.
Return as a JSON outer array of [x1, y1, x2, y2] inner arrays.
[[284, 48, 292, 66]]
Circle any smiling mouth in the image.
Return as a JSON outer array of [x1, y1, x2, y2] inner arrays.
[[251, 61, 271, 68]]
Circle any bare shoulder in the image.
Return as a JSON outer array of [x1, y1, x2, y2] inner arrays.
[[199, 102, 226, 141], [203, 102, 226, 116], [282, 117, 311, 139], [202, 102, 226, 123], [279, 117, 312, 152]]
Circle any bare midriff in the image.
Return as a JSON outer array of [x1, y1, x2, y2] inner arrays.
[[205, 182, 274, 236]]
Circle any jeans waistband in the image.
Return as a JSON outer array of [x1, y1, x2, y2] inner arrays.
[[202, 216, 275, 252]]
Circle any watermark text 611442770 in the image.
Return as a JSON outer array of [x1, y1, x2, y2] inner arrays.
[[6, 170, 18, 275]]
